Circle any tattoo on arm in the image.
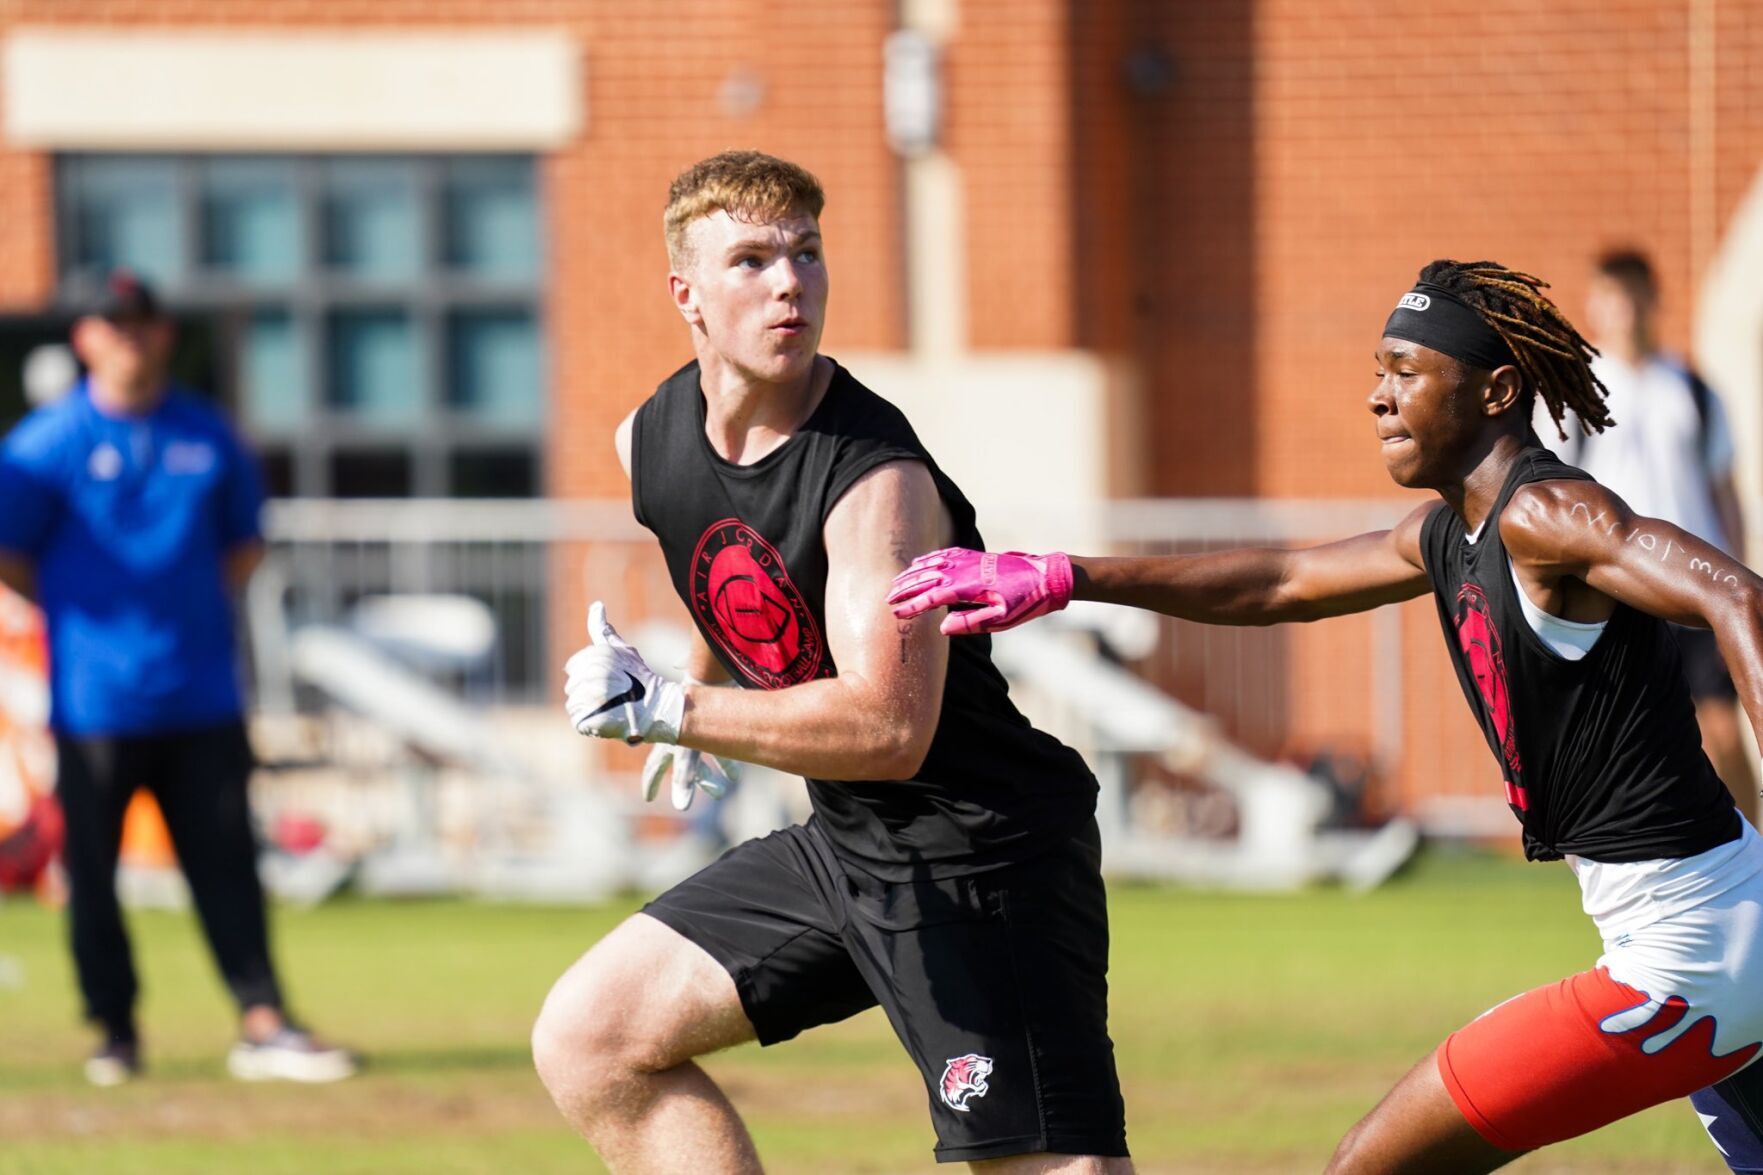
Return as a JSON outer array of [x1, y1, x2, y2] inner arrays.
[[880, 477, 945, 667], [890, 523, 917, 665]]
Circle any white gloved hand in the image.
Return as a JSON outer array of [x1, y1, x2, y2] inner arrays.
[[564, 602, 685, 744], [641, 743, 737, 811]]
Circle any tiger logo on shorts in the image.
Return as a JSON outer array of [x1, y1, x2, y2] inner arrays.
[[939, 1053, 994, 1112]]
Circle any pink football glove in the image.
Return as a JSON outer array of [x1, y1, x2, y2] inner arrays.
[[887, 548, 1074, 636]]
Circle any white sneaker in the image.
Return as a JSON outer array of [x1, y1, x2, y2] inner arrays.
[[84, 1040, 141, 1087], [226, 1027, 357, 1083]]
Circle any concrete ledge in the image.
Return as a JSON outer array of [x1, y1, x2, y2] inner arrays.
[[839, 350, 1127, 548], [3, 28, 582, 150], [1697, 163, 1763, 556]]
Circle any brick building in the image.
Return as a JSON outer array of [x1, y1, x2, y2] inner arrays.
[[0, 1, 1759, 827]]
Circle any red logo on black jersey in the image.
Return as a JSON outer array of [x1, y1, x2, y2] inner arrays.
[[1454, 583, 1529, 811], [690, 518, 824, 689]]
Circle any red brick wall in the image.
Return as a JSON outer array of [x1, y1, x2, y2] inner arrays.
[[947, 0, 1078, 350], [1254, 0, 1687, 497], [0, 147, 52, 308], [1081, 0, 1763, 500]]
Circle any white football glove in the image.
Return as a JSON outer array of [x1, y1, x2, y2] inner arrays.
[[641, 743, 736, 811], [563, 602, 685, 744]]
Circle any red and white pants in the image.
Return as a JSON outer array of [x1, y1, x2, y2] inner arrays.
[[1439, 834, 1763, 1157]]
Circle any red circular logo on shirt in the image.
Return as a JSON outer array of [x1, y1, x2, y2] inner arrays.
[[690, 518, 824, 688]]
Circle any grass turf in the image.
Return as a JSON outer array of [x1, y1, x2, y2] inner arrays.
[[0, 846, 1730, 1173]]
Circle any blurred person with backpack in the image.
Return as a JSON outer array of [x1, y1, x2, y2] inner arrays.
[[1537, 249, 1755, 823]]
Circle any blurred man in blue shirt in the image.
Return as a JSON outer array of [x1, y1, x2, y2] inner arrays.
[[0, 271, 353, 1086]]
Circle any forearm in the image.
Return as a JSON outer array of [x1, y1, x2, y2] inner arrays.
[[1712, 597, 1763, 758], [680, 676, 928, 781], [683, 633, 733, 686], [1072, 551, 1298, 625]]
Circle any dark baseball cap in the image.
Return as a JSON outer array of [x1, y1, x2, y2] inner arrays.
[[68, 269, 163, 322]]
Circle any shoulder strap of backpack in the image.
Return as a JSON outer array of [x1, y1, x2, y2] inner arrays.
[[1686, 366, 1712, 468]]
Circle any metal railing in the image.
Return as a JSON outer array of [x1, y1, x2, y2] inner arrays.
[[254, 497, 1509, 837], [1087, 499, 1501, 836]]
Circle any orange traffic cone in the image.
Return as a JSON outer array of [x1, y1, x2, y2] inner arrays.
[[120, 791, 177, 869]]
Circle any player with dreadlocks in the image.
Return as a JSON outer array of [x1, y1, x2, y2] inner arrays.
[[888, 259, 1763, 1172]]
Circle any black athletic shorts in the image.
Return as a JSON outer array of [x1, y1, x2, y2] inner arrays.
[[642, 816, 1127, 1163], [1674, 624, 1740, 702]]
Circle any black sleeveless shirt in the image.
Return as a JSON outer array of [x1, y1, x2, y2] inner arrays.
[[631, 358, 1098, 880], [1420, 445, 1740, 862]]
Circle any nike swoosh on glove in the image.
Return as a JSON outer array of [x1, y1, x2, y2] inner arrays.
[[886, 548, 1074, 636], [641, 743, 737, 811], [564, 601, 686, 743]]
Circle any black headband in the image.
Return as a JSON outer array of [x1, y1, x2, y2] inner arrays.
[[1382, 282, 1518, 372]]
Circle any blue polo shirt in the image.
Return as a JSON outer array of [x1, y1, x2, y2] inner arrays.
[[0, 381, 265, 735]]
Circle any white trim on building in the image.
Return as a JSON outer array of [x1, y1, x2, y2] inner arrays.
[[1697, 164, 1763, 559], [3, 28, 582, 150]]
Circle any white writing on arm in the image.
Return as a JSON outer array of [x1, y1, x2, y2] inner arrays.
[[1571, 501, 1742, 586]]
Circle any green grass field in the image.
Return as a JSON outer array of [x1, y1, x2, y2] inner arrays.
[[0, 848, 1731, 1173]]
